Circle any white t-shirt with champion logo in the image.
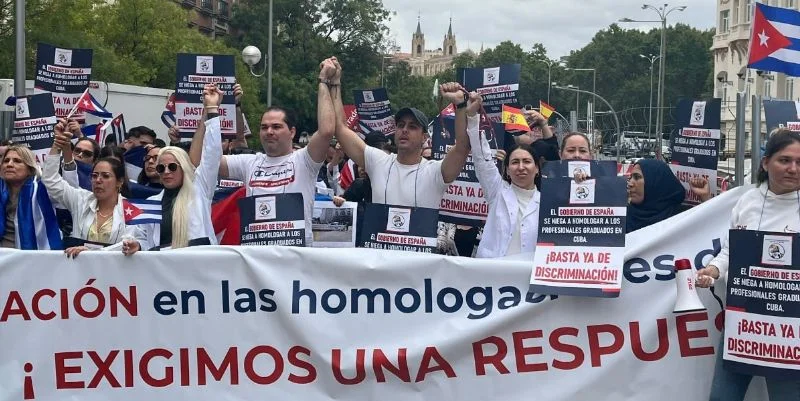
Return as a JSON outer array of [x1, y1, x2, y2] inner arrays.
[[364, 146, 447, 209], [225, 148, 322, 244]]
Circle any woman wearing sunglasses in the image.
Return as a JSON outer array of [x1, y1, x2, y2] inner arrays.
[[43, 118, 135, 258], [121, 84, 223, 254]]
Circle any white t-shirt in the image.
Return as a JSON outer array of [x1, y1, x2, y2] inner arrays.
[[224, 148, 322, 243], [364, 146, 447, 209]]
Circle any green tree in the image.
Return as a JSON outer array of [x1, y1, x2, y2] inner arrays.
[[227, 0, 392, 132]]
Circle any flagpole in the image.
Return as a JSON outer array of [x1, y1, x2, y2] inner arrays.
[[64, 88, 89, 120]]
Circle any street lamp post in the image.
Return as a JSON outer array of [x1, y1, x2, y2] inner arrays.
[[564, 67, 596, 134], [553, 83, 622, 162], [640, 54, 660, 145], [620, 4, 687, 159], [14, 0, 25, 97], [538, 59, 562, 104]]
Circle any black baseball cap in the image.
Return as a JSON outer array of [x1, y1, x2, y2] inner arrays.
[[394, 107, 428, 128]]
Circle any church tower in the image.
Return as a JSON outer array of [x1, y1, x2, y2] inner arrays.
[[412, 16, 425, 57], [442, 17, 457, 56]]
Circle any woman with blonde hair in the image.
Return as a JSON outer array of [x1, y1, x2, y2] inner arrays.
[[0, 145, 62, 249], [122, 84, 223, 253]]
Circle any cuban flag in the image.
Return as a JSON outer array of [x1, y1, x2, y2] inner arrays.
[[68, 88, 113, 118], [123, 146, 147, 181], [211, 186, 246, 245], [161, 93, 176, 128], [747, 3, 800, 76], [80, 123, 103, 141], [100, 114, 127, 145], [122, 198, 162, 225], [0, 178, 63, 250]]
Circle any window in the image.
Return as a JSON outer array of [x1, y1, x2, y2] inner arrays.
[[765, 78, 773, 97], [788, 79, 795, 100], [745, 0, 753, 22], [723, 86, 729, 103], [201, 0, 212, 10], [219, 0, 229, 16], [720, 10, 730, 33], [789, 0, 796, 9]]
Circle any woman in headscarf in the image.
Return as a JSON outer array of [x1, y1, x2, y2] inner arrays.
[[626, 159, 686, 232]]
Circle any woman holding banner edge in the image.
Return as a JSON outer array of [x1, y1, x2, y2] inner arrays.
[[466, 93, 542, 258], [696, 131, 800, 401]]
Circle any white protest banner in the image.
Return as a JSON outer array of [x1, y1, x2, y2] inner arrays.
[[0, 186, 768, 400]]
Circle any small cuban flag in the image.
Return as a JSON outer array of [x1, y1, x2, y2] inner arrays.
[[122, 198, 162, 225], [67, 88, 113, 119]]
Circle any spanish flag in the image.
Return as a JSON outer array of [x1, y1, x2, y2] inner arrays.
[[539, 100, 555, 119], [502, 105, 529, 132]]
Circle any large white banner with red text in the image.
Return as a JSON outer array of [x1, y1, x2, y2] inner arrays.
[[0, 186, 767, 400]]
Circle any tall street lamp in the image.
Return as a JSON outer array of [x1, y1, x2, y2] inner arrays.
[[564, 67, 596, 134], [538, 59, 563, 104], [553, 83, 622, 162], [240, 0, 273, 106], [640, 53, 661, 145], [620, 4, 687, 159]]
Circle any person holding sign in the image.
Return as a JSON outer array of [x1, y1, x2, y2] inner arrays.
[[43, 120, 135, 257], [696, 131, 800, 401], [211, 59, 337, 245], [560, 132, 593, 161], [121, 84, 223, 254], [465, 94, 542, 258]]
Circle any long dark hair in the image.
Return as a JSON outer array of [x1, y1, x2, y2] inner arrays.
[[502, 144, 542, 190], [758, 131, 800, 184], [93, 157, 131, 198]]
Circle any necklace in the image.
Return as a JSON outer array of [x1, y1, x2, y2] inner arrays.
[[97, 209, 112, 218]]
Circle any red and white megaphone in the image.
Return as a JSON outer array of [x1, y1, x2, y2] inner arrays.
[[673, 258, 706, 313]]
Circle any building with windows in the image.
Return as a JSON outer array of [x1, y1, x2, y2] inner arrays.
[[402, 17, 464, 77], [712, 0, 796, 154], [171, 0, 236, 38]]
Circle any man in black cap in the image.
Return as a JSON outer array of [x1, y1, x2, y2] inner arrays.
[[329, 59, 471, 209]]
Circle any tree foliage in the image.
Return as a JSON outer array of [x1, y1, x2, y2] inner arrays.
[[1, 1, 713, 137]]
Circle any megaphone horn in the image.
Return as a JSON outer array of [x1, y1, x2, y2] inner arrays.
[[673, 258, 706, 314]]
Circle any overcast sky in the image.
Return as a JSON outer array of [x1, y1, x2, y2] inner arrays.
[[381, 0, 716, 58]]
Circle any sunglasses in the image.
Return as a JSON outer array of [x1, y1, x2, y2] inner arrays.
[[156, 163, 179, 174], [145, 154, 158, 163], [74, 149, 94, 159]]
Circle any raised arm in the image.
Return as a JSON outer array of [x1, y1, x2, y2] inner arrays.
[[188, 113, 207, 168], [232, 83, 249, 149], [42, 119, 87, 212], [330, 58, 366, 168], [307, 58, 337, 163], [463, 94, 503, 203], [196, 84, 223, 200], [524, 109, 553, 139], [439, 83, 471, 183]]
